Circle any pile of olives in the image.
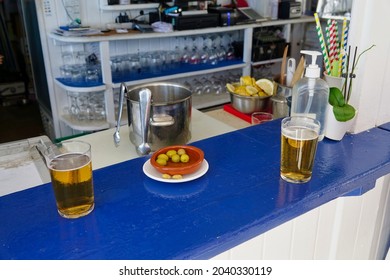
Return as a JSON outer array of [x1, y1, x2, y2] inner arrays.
[[156, 148, 190, 166]]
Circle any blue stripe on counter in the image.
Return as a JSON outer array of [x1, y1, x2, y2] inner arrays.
[[1, 120, 390, 259]]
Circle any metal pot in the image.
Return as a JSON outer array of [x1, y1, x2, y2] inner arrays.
[[113, 82, 192, 155], [229, 92, 271, 114], [271, 95, 289, 119]]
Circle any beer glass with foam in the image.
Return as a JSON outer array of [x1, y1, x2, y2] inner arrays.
[[280, 116, 320, 183], [43, 141, 94, 218]]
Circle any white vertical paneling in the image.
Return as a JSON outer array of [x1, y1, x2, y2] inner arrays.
[[229, 234, 265, 260], [348, 0, 390, 132], [81, 0, 101, 27], [331, 196, 363, 259], [262, 219, 293, 259], [314, 198, 338, 259], [353, 181, 383, 259], [369, 175, 390, 259], [290, 208, 319, 259], [211, 175, 390, 260], [211, 250, 231, 260]]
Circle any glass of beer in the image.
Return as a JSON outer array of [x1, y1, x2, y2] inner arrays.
[[280, 116, 320, 183], [43, 141, 94, 218]]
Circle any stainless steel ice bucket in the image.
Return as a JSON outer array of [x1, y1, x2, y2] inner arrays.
[[114, 82, 192, 155]]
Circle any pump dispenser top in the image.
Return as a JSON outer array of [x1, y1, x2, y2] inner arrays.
[[301, 50, 321, 78]]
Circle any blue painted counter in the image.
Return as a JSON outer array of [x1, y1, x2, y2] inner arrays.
[[1, 120, 390, 259]]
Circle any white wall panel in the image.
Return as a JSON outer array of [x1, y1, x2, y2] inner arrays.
[[290, 208, 319, 259], [348, 0, 390, 132], [212, 175, 390, 260], [314, 199, 338, 259], [262, 219, 293, 259]]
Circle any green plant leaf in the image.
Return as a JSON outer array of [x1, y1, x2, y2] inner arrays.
[[332, 104, 356, 122], [329, 87, 345, 107]]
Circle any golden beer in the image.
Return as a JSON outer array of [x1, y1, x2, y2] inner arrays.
[[49, 153, 94, 218], [280, 117, 320, 183]]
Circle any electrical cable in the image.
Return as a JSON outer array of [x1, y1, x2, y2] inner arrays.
[[61, 0, 81, 27]]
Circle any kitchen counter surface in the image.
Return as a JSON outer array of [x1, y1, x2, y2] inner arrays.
[[205, 108, 251, 130], [1, 113, 390, 259], [0, 109, 236, 197]]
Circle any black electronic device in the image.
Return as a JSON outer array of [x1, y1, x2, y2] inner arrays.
[[278, 1, 302, 19], [252, 29, 287, 62], [208, 7, 238, 26], [166, 13, 219, 30]]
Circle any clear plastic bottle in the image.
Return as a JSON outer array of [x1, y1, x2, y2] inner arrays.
[[290, 50, 330, 141], [270, 0, 279, 20]]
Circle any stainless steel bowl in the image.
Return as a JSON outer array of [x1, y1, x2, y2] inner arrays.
[[230, 92, 272, 114]]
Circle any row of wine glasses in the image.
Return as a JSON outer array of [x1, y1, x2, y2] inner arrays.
[[109, 32, 241, 78], [181, 71, 242, 96], [64, 91, 106, 122], [177, 33, 238, 65], [60, 64, 102, 84]]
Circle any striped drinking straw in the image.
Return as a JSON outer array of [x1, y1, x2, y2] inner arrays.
[[314, 13, 331, 75], [339, 18, 348, 76], [342, 23, 349, 73], [328, 19, 337, 64]]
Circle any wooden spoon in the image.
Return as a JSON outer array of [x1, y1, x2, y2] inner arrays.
[[291, 56, 305, 87], [280, 45, 289, 86]]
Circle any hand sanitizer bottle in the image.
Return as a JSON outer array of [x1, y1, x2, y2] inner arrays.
[[290, 50, 330, 141]]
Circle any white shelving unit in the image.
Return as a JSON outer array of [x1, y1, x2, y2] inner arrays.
[[41, 0, 314, 139]]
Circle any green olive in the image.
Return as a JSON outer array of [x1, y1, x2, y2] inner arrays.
[[156, 158, 167, 166], [157, 153, 169, 161], [180, 154, 190, 163], [171, 154, 180, 163]]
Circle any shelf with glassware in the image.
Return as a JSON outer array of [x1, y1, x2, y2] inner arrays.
[[51, 28, 247, 133], [55, 84, 128, 132], [49, 17, 313, 135]]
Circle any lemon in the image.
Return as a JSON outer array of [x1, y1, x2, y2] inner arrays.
[[246, 85, 259, 96], [258, 90, 268, 97], [240, 76, 253, 86], [226, 83, 236, 93], [234, 85, 248, 95], [251, 77, 257, 86], [255, 79, 274, 96]]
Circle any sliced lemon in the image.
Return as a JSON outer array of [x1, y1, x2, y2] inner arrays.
[[255, 79, 274, 96], [226, 83, 236, 93], [234, 85, 248, 95], [246, 85, 259, 96], [240, 76, 253, 86], [251, 77, 257, 86], [258, 90, 268, 97]]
